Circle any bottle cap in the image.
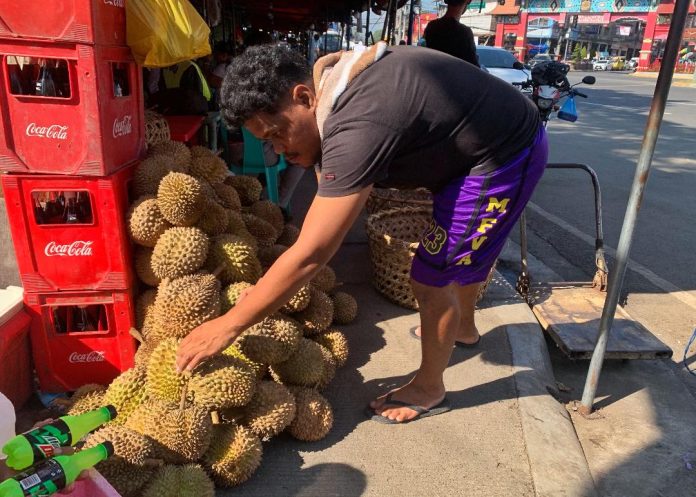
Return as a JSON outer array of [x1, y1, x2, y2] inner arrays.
[[101, 441, 114, 458], [104, 405, 118, 421]]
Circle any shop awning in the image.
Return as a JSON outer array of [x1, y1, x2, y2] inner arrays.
[[489, 4, 521, 15]]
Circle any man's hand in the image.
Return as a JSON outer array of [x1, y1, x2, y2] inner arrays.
[[175, 317, 242, 373]]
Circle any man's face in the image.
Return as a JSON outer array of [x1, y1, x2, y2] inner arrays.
[[244, 84, 321, 168]]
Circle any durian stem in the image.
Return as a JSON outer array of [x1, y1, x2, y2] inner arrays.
[[211, 411, 221, 425], [129, 327, 145, 344], [143, 458, 165, 467], [179, 380, 189, 411]]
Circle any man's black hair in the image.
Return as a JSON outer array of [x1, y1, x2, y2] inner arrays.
[[220, 44, 310, 127]]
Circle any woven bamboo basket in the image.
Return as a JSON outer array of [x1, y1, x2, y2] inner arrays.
[[365, 187, 433, 215], [144, 110, 171, 148], [366, 206, 496, 311]]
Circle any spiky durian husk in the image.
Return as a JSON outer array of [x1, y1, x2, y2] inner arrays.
[[126, 399, 212, 464], [71, 383, 106, 402], [287, 387, 334, 442], [312, 330, 349, 368], [196, 199, 230, 236], [84, 425, 156, 466], [206, 234, 261, 284], [225, 175, 263, 206], [133, 155, 182, 198], [242, 213, 278, 248], [67, 390, 106, 416], [276, 223, 300, 246], [96, 459, 155, 497], [136, 288, 157, 330], [241, 381, 296, 439], [311, 265, 336, 292], [237, 315, 302, 365], [188, 355, 257, 410], [134, 246, 160, 287], [203, 423, 262, 487], [213, 183, 242, 211], [151, 227, 209, 280], [280, 285, 311, 314], [295, 287, 334, 336], [133, 340, 157, 367], [144, 338, 188, 404], [151, 273, 221, 340], [102, 366, 148, 425], [148, 140, 191, 171], [225, 209, 258, 248], [221, 282, 253, 313], [249, 200, 284, 233], [222, 344, 266, 381], [316, 344, 337, 390], [269, 338, 325, 387], [190, 153, 228, 185], [143, 464, 215, 497], [330, 291, 358, 325], [258, 244, 288, 269], [127, 196, 171, 247], [157, 172, 205, 226]]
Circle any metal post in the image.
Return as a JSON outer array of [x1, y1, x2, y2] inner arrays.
[[366, 3, 371, 46], [578, 0, 691, 416], [346, 11, 352, 51], [407, 0, 415, 45]]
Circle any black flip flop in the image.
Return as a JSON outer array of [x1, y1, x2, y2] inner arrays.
[[409, 326, 481, 349], [366, 392, 451, 424]]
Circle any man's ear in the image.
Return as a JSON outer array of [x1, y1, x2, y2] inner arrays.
[[291, 84, 317, 110]]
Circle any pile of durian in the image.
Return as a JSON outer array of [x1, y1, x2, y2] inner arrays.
[[67, 141, 359, 497]]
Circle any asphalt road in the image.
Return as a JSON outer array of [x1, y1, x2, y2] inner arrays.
[[505, 71, 696, 384]]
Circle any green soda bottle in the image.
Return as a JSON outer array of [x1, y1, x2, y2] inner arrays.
[[0, 442, 113, 497], [1, 406, 116, 471]]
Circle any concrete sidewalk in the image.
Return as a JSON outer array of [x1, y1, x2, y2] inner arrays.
[[221, 175, 596, 497]]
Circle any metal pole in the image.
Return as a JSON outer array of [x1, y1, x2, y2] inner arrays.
[[578, 0, 691, 416], [407, 0, 415, 45], [366, 2, 371, 46], [346, 11, 352, 51]]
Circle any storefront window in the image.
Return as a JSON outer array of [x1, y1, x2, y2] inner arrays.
[[504, 33, 517, 51]]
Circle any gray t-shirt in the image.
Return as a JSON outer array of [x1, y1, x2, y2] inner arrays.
[[317, 46, 540, 197]]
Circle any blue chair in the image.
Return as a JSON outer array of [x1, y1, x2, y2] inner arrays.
[[229, 127, 288, 204]]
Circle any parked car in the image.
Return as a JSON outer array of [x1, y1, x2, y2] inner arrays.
[[529, 53, 553, 68], [593, 58, 612, 71], [476, 46, 529, 87], [626, 57, 640, 70]]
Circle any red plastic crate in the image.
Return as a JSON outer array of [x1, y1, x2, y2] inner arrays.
[[1, 164, 135, 293], [0, 308, 33, 408], [0, 39, 144, 176], [0, 0, 126, 46], [24, 290, 136, 393]]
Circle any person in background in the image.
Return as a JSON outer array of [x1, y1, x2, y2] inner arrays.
[[208, 43, 233, 95], [424, 0, 480, 67], [162, 59, 212, 103], [309, 33, 321, 66]]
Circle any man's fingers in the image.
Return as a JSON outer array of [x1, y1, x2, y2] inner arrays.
[[186, 351, 209, 372]]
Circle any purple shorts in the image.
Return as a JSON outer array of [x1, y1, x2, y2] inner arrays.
[[410, 126, 548, 288]]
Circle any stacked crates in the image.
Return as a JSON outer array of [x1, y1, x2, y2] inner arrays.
[[0, 1, 144, 393]]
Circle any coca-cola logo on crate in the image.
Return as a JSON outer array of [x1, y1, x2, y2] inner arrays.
[[104, 0, 125, 7], [68, 351, 106, 363], [44, 241, 94, 257], [25, 123, 68, 140], [112, 115, 132, 138]]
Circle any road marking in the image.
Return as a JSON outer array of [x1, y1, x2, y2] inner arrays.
[[526, 200, 696, 311]]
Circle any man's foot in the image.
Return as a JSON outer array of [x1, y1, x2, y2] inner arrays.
[[368, 383, 446, 424], [411, 325, 481, 347]]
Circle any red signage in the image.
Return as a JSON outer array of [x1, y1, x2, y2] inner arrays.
[[413, 13, 439, 40]]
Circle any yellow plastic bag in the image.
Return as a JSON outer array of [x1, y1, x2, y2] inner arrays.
[[126, 0, 211, 68]]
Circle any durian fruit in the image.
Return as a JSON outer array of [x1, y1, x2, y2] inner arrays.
[[144, 338, 188, 404], [67, 390, 106, 416], [203, 423, 262, 487], [225, 175, 263, 206], [84, 425, 156, 466], [97, 459, 155, 497], [226, 210, 258, 247], [196, 199, 230, 236], [242, 381, 296, 439], [126, 399, 212, 463], [127, 196, 171, 247], [249, 200, 284, 233], [237, 315, 302, 365], [280, 285, 311, 314], [188, 355, 257, 410], [206, 234, 261, 284], [151, 227, 209, 280], [295, 287, 334, 336], [135, 246, 160, 287], [312, 265, 337, 292], [258, 244, 288, 269], [316, 344, 337, 390], [221, 282, 253, 313], [189, 145, 214, 159], [151, 273, 221, 340], [312, 330, 349, 368], [222, 344, 266, 381], [136, 288, 157, 330], [190, 153, 228, 185], [134, 340, 158, 366], [288, 387, 334, 442], [269, 338, 325, 387], [143, 464, 215, 497], [148, 140, 192, 171], [213, 183, 242, 211], [330, 291, 358, 325], [71, 383, 106, 402], [276, 223, 300, 246], [102, 366, 148, 425], [242, 213, 278, 248], [133, 155, 180, 198], [157, 172, 205, 226]]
